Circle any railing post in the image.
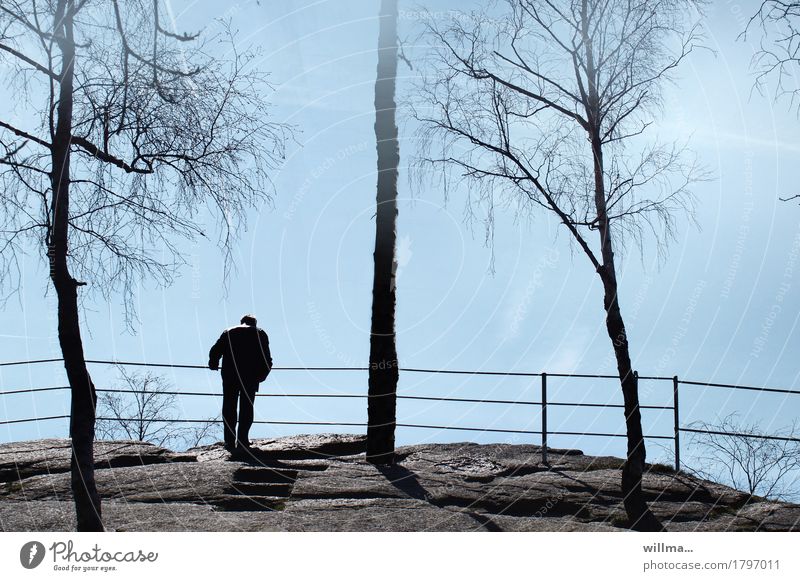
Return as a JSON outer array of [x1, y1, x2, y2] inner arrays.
[[541, 372, 548, 465], [673, 375, 680, 472]]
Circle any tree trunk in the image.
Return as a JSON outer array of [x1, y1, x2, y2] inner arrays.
[[49, 0, 103, 532], [591, 129, 662, 532], [600, 272, 662, 531], [578, 0, 661, 529], [367, 0, 399, 465]]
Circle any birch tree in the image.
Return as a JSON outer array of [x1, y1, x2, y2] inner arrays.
[[0, 0, 286, 530], [415, 0, 705, 530]]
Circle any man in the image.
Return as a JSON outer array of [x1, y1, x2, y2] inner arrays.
[[208, 314, 273, 452]]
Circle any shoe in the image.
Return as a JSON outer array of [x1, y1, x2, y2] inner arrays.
[[224, 443, 236, 453]]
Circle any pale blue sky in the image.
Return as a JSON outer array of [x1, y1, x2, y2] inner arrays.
[[1, 1, 799, 470]]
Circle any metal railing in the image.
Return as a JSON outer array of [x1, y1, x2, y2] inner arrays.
[[2, 358, 800, 470]]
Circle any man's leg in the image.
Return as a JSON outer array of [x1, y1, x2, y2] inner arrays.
[[237, 383, 257, 447], [221, 380, 239, 450]]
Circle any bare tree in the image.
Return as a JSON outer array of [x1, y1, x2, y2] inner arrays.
[[745, 1, 800, 203], [414, 0, 706, 530], [96, 368, 182, 448], [180, 418, 221, 450], [0, 1, 286, 530], [367, 0, 400, 464], [96, 367, 221, 450], [687, 414, 800, 502]]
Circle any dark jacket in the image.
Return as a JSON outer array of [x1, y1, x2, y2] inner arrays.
[[208, 324, 273, 386]]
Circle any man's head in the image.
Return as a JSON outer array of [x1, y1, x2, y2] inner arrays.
[[241, 314, 257, 326]]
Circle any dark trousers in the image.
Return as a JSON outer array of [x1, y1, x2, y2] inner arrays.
[[222, 378, 258, 447]]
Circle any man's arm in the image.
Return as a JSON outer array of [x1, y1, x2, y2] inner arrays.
[[208, 332, 226, 370], [259, 330, 273, 371]]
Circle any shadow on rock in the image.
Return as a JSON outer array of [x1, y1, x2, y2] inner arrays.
[[376, 463, 503, 531]]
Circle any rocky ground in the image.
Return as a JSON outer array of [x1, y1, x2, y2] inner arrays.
[[1, 434, 798, 532]]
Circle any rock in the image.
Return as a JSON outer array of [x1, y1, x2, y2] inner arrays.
[[0, 439, 193, 483], [1, 434, 798, 532]]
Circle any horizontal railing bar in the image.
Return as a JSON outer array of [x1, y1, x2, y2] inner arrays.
[[99, 389, 222, 397], [95, 418, 541, 435], [93, 417, 369, 427], [547, 430, 674, 440], [85, 418, 532, 434], [260, 367, 370, 371], [0, 387, 365, 398], [89, 361, 370, 371], [0, 386, 71, 395], [2, 358, 799, 394], [0, 415, 69, 425], [544, 372, 625, 379], [0, 386, 674, 410], [251, 420, 366, 427], [398, 425, 672, 439], [401, 368, 540, 377], [97, 417, 212, 424], [398, 395, 536, 405], [679, 380, 800, 396], [0, 358, 372, 371], [546, 402, 673, 410], [0, 358, 673, 381], [257, 393, 364, 398], [86, 360, 209, 370], [397, 423, 537, 434], [0, 414, 674, 441], [679, 427, 800, 443], [398, 397, 672, 410], [0, 358, 64, 367]]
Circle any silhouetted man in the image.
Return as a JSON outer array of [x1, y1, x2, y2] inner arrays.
[[208, 314, 273, 452]]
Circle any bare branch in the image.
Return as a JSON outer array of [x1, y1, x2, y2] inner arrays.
[[412, 0, 703, 267], [0, 120, 52, 149], [70, 136, 152, 174], [0, 41, 59, 79], [687, 413, 800, 501], [0, 0, 289, 316]]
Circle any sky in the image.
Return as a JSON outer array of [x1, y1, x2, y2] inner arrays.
[[1, 1, 799, 478]]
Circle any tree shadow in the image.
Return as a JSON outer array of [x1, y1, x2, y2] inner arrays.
[[376, 463, 503, 532], [549, 468, 607, 497], [228, 447, 327, 471], [376, 464, 430, 501]]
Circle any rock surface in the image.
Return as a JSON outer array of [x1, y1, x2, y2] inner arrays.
[[1, 434, 798, 532]]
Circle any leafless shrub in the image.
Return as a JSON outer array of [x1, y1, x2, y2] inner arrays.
[[686, 413, 800, 502], [96, 367, 221, 451]]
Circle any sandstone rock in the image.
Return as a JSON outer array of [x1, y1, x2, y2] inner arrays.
[[0, 438, 193, 483], [1, 434, 798, 532]]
